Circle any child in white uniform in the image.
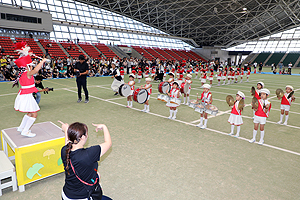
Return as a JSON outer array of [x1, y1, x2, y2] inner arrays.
[[126, 74, 135, 108], [140, 78, 152, 113], [196, 84, 212, 129], [228, 91, 245, 137], [166, 81, 181, 120]]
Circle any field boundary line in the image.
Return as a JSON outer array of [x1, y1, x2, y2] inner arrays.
[[63, 87, 300, 157]]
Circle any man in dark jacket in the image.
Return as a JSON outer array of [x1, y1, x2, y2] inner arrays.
[[74, 55, 89, 103]]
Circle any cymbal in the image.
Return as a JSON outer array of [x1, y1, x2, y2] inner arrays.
[[226, 95, 234, 106], [238, 99, 244, 110], [251, 86, 255, 96], [287, 90, 294, 99], [252, 97, 258, 109], [276, 88, 284, 98]]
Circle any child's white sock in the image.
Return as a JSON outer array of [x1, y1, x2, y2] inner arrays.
[[186, 96, 189, 103], [284, 115, 289, 123], [144, 104, 147, 110], [252, 130, 257, 140], [18, 115, 30, 131], [230, 125, 234, 134], [21, 117, 36, 135], [169, 110, 174, 118], [173, 110, 177, 118], [259, 131, 264, 142], [147, 105, 149, 111], [130, 101, 132, 107], [183, 97, 186, 104], [204, 119, 208, 126], [127, 101, 130, 106], [200, 117, 203, 125], [236, 126, 240, 136], [279, 114, 284, 122]]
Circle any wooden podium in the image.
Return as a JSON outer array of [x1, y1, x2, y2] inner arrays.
[[1, 122, 65, 192]]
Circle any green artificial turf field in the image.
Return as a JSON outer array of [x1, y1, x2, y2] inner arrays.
[[0, 72, 299, 199]]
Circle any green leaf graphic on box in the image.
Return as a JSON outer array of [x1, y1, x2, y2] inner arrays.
[[26, 163, 44, 179], [43, 149, 55, 159], [57, 157, 63, 166]]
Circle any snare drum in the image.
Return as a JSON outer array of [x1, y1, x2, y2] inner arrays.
[[205, 104, 219, 116], [157, 94, 162, 100], [118, 84, 132, 97], [158, 82, 171, 94], [161, 95, 169, 102], [133, 88, 149, 104], [183, 82, 190, 94], [188, 100, 199, 108], [169, 97, 181, 105], [194, 104, 205, 113]]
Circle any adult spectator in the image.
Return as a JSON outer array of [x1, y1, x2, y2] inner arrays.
[[288, 62, 292, 75], [278, 62, 283, 73], [1, 56, 8, 68], [258, 62, 263, 73], [74, 55, 89, 103], [59, 121, 112, 200]]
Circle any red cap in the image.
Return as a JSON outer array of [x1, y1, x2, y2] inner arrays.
[[14, 55, 32, 68]]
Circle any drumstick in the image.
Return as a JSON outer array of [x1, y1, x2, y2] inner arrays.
[[31, 54, 51, 63]]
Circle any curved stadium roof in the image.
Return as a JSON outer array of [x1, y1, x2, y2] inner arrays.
[[76, 0, 300, 48]]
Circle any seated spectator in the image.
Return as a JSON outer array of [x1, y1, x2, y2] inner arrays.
[[59, 67, 67, 78]]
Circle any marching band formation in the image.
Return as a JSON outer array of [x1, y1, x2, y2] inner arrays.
[[116, 65, 296, 145]]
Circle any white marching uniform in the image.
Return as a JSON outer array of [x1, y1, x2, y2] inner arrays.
[[228, 100, 243, 125], [166, 88, 181, 107]]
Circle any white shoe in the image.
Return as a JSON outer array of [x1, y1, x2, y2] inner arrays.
[[185, 103, 189, 105], [141, 109, 146, 112], [21, 131, 36, 137], [200, 125, 206, 129], [145, 109, 150, 113], [196, 123, 203, 127], [172, 116, 176, 120], [249, 138, 255, 143], [222, 83, 225, 85], [246, 80, 249, 82], [182, 102, 185, 105], [277, 121, 282, 124], [283, 122, 287, 125], [258, 140, 264, 145], [168, 116, 172, 119], [17, 127, 23, 132], [228, 132, 233, 136], [234, 134, 239, 138]]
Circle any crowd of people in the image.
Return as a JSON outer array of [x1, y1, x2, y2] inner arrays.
[[0, 53, 297, 82]]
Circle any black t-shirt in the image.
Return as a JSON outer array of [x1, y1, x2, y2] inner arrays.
[[74, 61, 89, 79], [61, 145, 101, 199], [35, 82, 44, 89]]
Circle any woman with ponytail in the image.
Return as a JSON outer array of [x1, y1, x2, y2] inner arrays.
[[59, 121, 112, 200]]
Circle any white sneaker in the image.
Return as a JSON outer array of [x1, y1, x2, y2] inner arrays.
[[249, 138, 255, 143], [234, 134, 239, 138], [21, 131, 36, 137], [185, 103, 189, 105], [258, 140, 264, 145], [283, 122, 287, 125], [172, 116, 176, 120], [141, 109, 146, 112], [168, 116, 172, 119], [182, 102, 185, 105], [196, 123, 203, 127], [200, 125, 206, 129], [277, 121, 282, 124], [17, 127, 23, 132], [145, 109, 150, 113], [228, 132, 233, 136], [246, 80, 249, 82], [222, 83, 225, 85]]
